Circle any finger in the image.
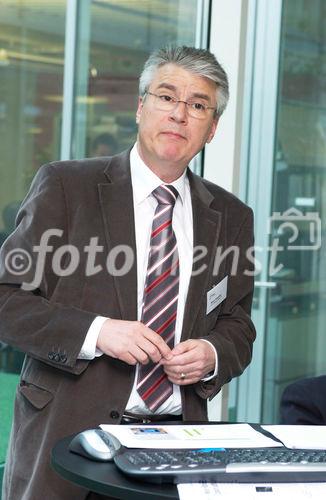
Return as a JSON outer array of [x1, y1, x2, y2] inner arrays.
[[128, 345, 150, 365], [171, 340, 196, 355], [136, 338, 162, 363], [163, 362, 201, 377], [166, 372, 200, 385], [161, 350, 197, 367], [143, 326, 173, 359], [164, 363, 203, 379], [121, 352, 139, 365]]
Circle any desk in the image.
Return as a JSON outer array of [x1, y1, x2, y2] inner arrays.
[[52, 435, 178, 499], [51, 423, 270, 498], [52, 428, 326, 498]]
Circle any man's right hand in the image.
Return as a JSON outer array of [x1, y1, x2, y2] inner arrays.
[[97, 319, 173, 366]]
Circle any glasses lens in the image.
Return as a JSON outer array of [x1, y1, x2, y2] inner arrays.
[[188, 105, 206, 119], [150, 93, 211, 119], [153, 95, 176, 112]]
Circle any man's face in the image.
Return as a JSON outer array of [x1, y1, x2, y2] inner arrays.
[[136, 63, 218, 175]]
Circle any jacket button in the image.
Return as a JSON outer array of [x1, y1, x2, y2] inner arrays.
[[110, 410, 120, 419], [60, 354, 67, 363], [48, 352, 55, 360]]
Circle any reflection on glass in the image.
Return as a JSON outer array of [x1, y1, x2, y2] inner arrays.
[[0, 3, 66, 468], [0, 1, 66, 243], [72, 0, 200, 158], [262, 0, 326, 422]]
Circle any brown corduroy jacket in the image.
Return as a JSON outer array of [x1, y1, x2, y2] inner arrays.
[[0, 149, 255, 499]]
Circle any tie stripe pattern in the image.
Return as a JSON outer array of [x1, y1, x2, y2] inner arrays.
[[137, 184, 179, 411]]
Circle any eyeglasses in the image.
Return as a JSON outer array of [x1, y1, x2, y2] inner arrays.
[[145, 91, 216, 119]]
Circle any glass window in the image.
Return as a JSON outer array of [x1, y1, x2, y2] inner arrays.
[[71, 0, 201, 159], [262, 0, 326, 422], [0, 0, 66, 479], [0, 1, 66, 241], [0, 0, 205, 483]]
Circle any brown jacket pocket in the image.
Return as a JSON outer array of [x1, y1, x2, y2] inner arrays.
[[19, 381, 53, 409]]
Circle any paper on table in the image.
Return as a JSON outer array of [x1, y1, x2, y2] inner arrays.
[[262, 425, 326, 449], [177, 482, 224, 499], [177, 482, 326, 500], [100, 423, 282, 449]]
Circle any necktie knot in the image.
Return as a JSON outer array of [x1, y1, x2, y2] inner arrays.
[[152, 184, 178, 207]]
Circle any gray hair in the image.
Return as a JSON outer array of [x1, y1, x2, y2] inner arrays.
[[139, 46, 229, 118]]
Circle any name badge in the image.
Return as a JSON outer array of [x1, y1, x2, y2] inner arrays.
[[206, 276, 228, 315]]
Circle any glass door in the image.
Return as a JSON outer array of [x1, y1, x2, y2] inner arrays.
[[231, 0, 326, 424], [261, 0, 326, 423], [69, 0, 209, 177], [0, 0, 66, 488]]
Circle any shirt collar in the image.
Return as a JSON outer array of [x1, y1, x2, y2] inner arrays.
[[130, 143, 187, 206]]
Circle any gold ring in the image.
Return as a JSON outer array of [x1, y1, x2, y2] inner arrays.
[[180, 372, 186, 380]]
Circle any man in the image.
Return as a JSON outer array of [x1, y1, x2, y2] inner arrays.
[[91, 133, 118, 157], [280, 375, 326, 425], [0, 46, 255, 499]]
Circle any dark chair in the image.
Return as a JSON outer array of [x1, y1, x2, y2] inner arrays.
[[280, 375, 326, 425]]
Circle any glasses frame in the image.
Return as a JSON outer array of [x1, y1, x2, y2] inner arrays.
[[145, 91, 217, 119]]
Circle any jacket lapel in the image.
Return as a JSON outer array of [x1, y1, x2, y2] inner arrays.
[[97, 152, 222, 332], [98, 150, 138, 321], [181, 170, 222, 340]]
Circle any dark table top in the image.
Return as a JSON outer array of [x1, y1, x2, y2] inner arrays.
[[51, 422, 264, 498], [51, 435, 178, 499]]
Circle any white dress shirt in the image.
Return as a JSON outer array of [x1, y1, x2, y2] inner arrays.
[[79, 144, 217, 415]]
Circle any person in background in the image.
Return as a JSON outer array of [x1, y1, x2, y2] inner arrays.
[[0, 45, 255, 499], [91, 132, 118, 157], [280, 375, 326, 425], [0, 201, 21, 246]]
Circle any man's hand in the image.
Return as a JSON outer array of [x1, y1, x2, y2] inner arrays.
[[161, 339, 215, 385], [97, 319, 173, 366]]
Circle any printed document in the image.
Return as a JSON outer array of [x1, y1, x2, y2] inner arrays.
[[262, 425, 326, 449], [100, 423, 281, 449], [177, 482, 326, 500]]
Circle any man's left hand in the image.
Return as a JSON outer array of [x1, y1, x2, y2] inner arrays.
[[161, 339, 215, 385]]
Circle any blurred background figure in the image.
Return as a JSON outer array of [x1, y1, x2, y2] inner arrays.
[[0, 201, 21, 247], [280, 375, 326, 425], [91, 132, 118, 157]]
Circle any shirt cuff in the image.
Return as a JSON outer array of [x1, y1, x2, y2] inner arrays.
[[200, 339, 218, 381], [78, 316, 108, 360]]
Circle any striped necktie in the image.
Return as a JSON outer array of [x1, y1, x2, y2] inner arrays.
[[137, 184, 179, 411]]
